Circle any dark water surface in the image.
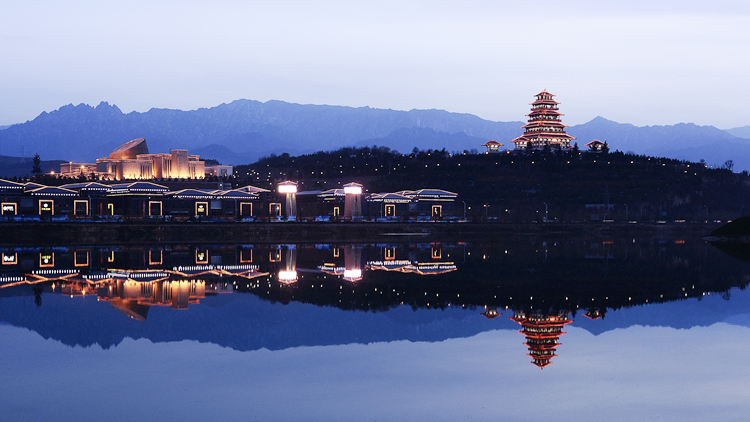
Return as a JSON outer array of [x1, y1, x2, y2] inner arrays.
[[2, 235, 750, 421]]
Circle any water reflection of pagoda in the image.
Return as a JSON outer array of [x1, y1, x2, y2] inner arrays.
[[509, 310, 572, 369]]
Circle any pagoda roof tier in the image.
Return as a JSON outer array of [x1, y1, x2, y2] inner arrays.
[[521, 332, 568, 339], [521, 121, 569, 129], [518, 133, 576, 141], [521, 131, 576, 138], [535, 90, 556, 98], [524, 343, 561, 350], [527, 109, 563, 116], [530, 99, 560, 106]]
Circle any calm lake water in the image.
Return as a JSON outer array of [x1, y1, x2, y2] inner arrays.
[[2, 234, 750, 421]]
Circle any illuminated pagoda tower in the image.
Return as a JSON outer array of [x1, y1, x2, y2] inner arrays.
[[509, 310, 572, 369], [511, 90, 575, 151]]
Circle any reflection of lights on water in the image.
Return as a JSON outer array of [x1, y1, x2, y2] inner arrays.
[[344, 269, 362, 281], [278, 271, 298, 283]]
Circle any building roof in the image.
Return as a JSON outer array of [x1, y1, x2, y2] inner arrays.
[[167, 189, 216, 199], [60, 182, 111, 191], [482, 140, 504, 146], [0, 179, 24, 191], [109, 138, 149, 160], [109, 182, 169, 193], [318, 188, 345, 198], [29, 186, 78, 196], [236, 185, 270, 193], [585, 140, 606, 146], [512, 132, 576, 142], [401, 189, 458, 199], [23, 182, 45, 191], [218, 189, 261, 199], [521, 121, 568, 129], [368, 193, 412, 203], [527, 109, 563, 117]]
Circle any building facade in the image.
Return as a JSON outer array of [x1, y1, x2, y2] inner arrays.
[[60, 138, 214, 181]]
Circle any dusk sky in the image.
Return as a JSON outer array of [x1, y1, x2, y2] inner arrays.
[[2, 0, 749, 128]]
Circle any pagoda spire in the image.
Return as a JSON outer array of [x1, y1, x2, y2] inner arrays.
[[511, 90, 576, 151]]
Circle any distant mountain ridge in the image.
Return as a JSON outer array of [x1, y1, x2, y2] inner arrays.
[[727, 125, 750, 139], [567, 116, 750, 170], [0, 100, 523, 166], [0, 99, 749, 171]]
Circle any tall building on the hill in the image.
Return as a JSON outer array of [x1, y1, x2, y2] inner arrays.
[[511, 90, 575, 151]]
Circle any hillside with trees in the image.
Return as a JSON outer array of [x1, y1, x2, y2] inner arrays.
[[234, 146, 750, 223]]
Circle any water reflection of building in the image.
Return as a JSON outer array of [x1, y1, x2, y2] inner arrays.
[[509, 310, 572, 369], [366, 244, 457, 275], [42, 268, 255, 320], [584, 308, 606, 320], [278, 247, 298, 284], [318, 245, 363, 282]]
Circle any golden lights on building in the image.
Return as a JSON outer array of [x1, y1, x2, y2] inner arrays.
[[60, 138, 213, 181]]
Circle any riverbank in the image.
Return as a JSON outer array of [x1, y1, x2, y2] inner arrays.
[[0, 221, 721, 246]]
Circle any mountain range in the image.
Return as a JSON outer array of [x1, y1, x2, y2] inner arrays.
[[0, 100, 748, 173]]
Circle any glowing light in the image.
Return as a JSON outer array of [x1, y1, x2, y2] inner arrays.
[[343, 269, 362, 280], [278, 183, 297, 193], [343, 186, 362, 195], [278, 270, 298, 283]]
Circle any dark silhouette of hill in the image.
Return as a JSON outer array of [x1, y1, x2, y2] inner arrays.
[[237, 145, 750, 222], [0, 155, 64, 178]]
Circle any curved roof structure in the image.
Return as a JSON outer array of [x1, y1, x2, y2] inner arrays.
[[109, 138, 149, 160]]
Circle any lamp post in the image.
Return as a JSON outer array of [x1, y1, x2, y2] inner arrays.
[[543, 202, 548, 222], [461, 201, 466, 220]]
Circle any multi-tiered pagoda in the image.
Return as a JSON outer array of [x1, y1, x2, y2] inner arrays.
[[510, 310, 573, 369], [511, 90, 575, 151]]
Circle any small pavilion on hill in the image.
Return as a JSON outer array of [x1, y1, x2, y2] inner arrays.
[[481, 140, 504, 154]]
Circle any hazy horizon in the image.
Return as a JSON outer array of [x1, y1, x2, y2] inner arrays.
[[2, 0, 749, 129]]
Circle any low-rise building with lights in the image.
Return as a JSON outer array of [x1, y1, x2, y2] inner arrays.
[[58, 138, 233, 181]]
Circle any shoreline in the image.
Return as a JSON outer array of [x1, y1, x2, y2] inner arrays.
[[0, 221, 721, 246]]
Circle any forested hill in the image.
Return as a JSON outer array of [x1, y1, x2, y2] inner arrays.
[[235, 146, 750, 222]]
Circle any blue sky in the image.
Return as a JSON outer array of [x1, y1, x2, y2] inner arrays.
[[2, 0, 749, 128]]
